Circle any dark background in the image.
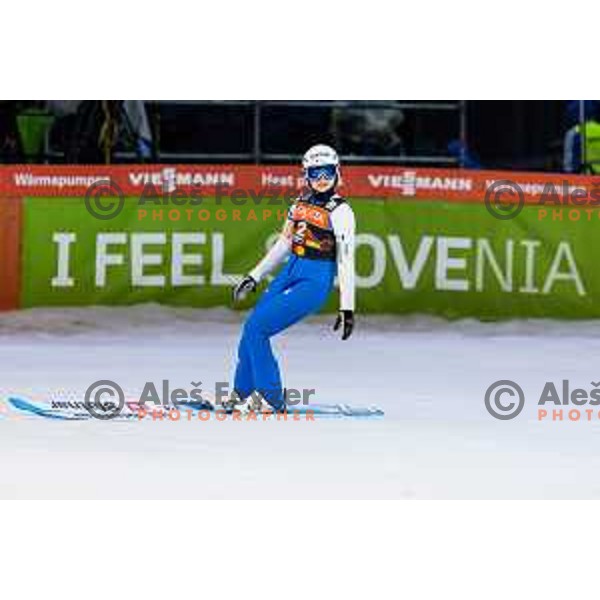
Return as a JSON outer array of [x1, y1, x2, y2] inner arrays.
[[0, 100, 579, 172]]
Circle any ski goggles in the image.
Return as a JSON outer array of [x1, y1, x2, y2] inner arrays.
[[305, 164, 337, 181]]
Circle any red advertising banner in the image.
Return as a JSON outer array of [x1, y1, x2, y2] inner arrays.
[[0, 197, 22, 310], [1, 164, 600, 203]]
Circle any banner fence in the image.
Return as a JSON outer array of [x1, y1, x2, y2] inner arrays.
[[2, 165, 600, 318]]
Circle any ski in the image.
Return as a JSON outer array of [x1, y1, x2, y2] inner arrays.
[[6, 396, 384, 421]]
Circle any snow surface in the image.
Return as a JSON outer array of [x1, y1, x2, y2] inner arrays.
[[2, 305, 600, 499]]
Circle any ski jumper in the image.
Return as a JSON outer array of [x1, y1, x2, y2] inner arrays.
[[233, 189, 355, 410]]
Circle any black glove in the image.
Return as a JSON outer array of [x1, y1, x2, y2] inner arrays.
[[232, 275, 257, 303], [333, 310, 354, 341]]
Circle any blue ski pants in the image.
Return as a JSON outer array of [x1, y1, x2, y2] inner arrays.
[[234, 256, 336, 410]]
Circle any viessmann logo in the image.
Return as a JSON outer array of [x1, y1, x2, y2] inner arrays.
[[367, 171, 473, 196], [128, 168, 236, 192]]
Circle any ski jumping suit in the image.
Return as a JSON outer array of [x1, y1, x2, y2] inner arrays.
[[234, 189, 356, 410]]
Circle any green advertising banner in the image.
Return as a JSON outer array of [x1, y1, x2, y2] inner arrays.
[[21, 196, 599, 318]]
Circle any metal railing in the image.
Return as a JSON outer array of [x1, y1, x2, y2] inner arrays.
[[39, 100, 467, 166], [152, 100, 467, 166]]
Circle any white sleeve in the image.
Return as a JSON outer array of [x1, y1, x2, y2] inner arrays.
[[330, 203, 356, 311], [249, 234, 291, 283]]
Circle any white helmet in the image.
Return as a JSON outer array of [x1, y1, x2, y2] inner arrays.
[[302, 144, 340, 170], [302, 144, 341, 188]]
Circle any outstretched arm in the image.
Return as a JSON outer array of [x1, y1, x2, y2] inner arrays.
[[249, 221, 292, 283], [232, 221, 292, 303]]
